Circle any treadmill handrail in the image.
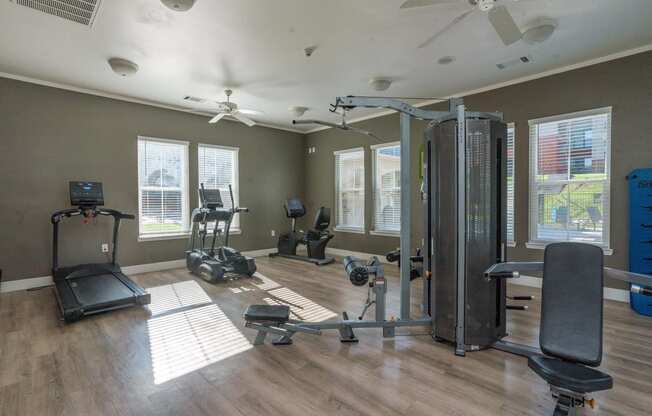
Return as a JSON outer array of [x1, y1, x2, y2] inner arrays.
[[51, 208, 83, 223]]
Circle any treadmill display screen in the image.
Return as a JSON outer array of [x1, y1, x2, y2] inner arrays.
[[69, 181, 104, 207]]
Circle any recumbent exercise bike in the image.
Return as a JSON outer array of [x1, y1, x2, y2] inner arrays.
[[269, 198, 334, 265]]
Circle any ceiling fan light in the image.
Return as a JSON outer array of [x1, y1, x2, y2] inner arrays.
[[476, 0, 495, 12], [369, 78, 392, 91]]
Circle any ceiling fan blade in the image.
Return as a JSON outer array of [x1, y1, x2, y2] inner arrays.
[[418, 9, 473, 49], [292, 119, 341, 129], [488, 5, 522, 46], [208, 112, 227, 124], [400, 0, 455, 9], [238, 108, 264, 116], [231, 111, 256, 127]]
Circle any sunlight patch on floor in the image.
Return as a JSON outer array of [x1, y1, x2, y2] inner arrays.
[[250, 272, 282, 291], [147, 303, 252, 385], [146, 280, 212, 316], [229, 286, 255, 293], [264, 287, 337, 322]]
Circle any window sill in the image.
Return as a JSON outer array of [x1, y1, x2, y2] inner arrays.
[[506, 241, 516, 248], [525, 241, 613, 255], [370, 230, 400, 238], [138, 232, 191, 242], [334, 227, 365, 235]]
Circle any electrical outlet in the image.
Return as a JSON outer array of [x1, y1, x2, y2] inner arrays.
[[101, 243, 109, 253], [271, 230, 276, 237]]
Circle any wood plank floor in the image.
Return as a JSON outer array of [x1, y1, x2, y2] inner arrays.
[[1, 256, 651, 416]]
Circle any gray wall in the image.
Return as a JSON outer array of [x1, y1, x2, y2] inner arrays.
[[0, 77, 305, 281], [305, 51, 652, 290]]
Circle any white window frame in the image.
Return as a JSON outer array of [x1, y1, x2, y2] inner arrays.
[[334, 147, 365, 233], [137, 136, 190, 241], [198, 143, 241, 233], [526, 107, 612, 254], [371, 141, 401, 237], [506, 123, 516, 247]]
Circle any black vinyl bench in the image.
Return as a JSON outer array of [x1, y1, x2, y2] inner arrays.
[[529, 243, 613, 415], [244, 304, 321, 345]]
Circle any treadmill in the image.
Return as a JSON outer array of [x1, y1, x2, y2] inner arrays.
[[51, 181, 151, 323]]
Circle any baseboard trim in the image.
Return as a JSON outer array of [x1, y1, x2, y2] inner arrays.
[[0, 248, 276, 293], [326, 247, 393, 264], [243, 248, 277, 258], [0, 275, 54, 293], [511, 275, 630, 304], [122, 259, 187, 275]]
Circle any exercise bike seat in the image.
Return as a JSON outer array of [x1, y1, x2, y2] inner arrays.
[[244, 304, 290, 323], [528, 355, 613, 393]]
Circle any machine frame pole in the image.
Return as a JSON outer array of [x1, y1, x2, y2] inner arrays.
[[399, 112, 412, 320], [455, 104, 467, 356]]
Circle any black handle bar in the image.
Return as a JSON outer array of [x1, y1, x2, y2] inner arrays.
[[51, 207, 135, 223]]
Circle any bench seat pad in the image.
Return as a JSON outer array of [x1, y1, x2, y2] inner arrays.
[[528, 355, 613, 393], [244, 304, 290, 323]]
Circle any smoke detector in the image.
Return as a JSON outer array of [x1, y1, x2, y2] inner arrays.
[[369, 78, 392, 91], [522, 18, 557, 45], [289, 106, 309, 117], [160, 0, 196, 12], [108, 58, 139, 77]]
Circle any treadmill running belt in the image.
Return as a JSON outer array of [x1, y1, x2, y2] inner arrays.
[[69, 274, 135, 306]]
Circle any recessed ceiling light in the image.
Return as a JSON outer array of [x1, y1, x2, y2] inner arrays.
[[108, 58, 139, 77], [160, 0, 196, 12], [522, 18, 557, 45], [369, 78, 392, 91], [289, 106, 309, 117], [437, 56, 455, 65]]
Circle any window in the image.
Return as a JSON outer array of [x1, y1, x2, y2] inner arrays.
[[372, 142, 400, 235], [506, 123, 515, 245], [198, 144, 240, 230], [528, 108, 611, 248], [334, 148, 365, 231], [138, 137, 190, 239]]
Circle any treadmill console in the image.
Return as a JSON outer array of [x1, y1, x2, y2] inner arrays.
[[70, 181, 104, 208]]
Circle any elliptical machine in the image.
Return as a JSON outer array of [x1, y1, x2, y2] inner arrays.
[[269, 198, 334, 266], [186, 184, 256, 283]]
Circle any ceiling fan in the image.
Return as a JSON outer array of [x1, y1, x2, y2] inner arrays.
[[293, 111, 382, 142], [208, 89, 257, 127], [401, 0, 525, 48]]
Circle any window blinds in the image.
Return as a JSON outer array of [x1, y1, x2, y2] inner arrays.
[[138, 137, 189, 237], [198, 144, 239, 230], [373, 143, 400, 234], [334, 148, 365, 230], [528, 108, 611, 246]]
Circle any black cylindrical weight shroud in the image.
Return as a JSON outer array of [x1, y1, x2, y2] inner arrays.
[[343, 256, 369, 286]]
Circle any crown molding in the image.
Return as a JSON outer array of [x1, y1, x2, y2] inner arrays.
[[0, 71, 305, 134], [304, 42, 652, 135]]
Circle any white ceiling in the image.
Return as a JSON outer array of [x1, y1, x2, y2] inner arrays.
[[1, 0, 651, 133]]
